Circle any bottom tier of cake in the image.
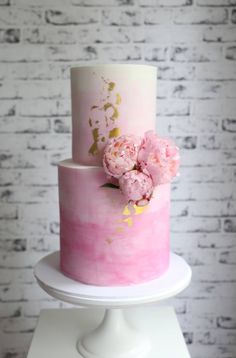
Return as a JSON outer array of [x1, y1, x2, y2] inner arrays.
[[58, 159, 170, 286]]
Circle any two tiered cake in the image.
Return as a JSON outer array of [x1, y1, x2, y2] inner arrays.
[[58, 64, 179, 286]]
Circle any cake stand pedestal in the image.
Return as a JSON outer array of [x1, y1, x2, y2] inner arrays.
[[34, 251, 191, 358]]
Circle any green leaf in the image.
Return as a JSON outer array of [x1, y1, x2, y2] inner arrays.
[[101, 183, 119, 189]]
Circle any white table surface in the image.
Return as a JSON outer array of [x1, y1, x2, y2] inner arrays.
[[27, 307, 191, 358]]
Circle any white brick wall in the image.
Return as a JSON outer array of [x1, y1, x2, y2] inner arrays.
[[0, 0, 235, 357]]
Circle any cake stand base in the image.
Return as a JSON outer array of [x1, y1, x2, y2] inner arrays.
[[77, 309, 151, 358]]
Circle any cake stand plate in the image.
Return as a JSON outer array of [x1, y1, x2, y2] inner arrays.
[[34, 252, 191, 358]]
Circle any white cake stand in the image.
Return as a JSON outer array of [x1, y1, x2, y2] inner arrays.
[[34, 251, 191, 358]]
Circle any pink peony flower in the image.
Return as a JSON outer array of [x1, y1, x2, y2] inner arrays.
[[103, 135, 141, 179], [138, 131, 180, 186], [119, 170, 153, 206]]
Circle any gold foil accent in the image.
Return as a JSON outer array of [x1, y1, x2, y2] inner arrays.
[[108, 82, 116, 91], [115, 227, 124, 232], [123, 217, 133, 227], [116, 93, 121, 105], [134, 205, 148, 215], [88, 128, 99, 155], [88, 75, 121, 156], [123, 205, 131, 216], [109, 127, 120, 138]]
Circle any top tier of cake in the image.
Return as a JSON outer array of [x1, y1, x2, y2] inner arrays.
[[71, 64, 157, 166]]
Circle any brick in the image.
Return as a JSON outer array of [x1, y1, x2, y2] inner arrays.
[[0, 8, 43, 26], [0, 151, 48, 169], [23, 27, 102, 45], [45, 8, 100, 25], [0, 82, 19, 99], [102, 9, 141, 26], [171, 217, 221, 233], [0, 117, 50, 133], [11, 0, 72, 5], [198, 234, 236, 249], [72, 0, 135, 4], [0, 29, 20, 44], [157, 64, 195, 80], [27, 134, 71, 151], [0, 170, 21, 187], [20, 168, 57, 186], [222, 119, 236, 132], [190, 201, 236, 217], [168, 116, 219, 134], [99, 45, 141, 61], [0, 45, 44, 62], [172, 182, 235, 201], [45, 45, 98, 61], [50, 221, 59, 234], [53, 118, 71, 133], [174, 136, 197, 149], [224, 218, 236, 232], [198, 135, 221, 150], [140, 0, 192, 6], [203, 26, 236, 42], [170, 45, 222, 62], [144, 46, 168, 62], [157, 100, 190, 116], [220, 133, 236, 149], [0, 101, 15, 116], [196, 62, 236, 80], [175, 8, 228, 24], [170, 81, 223, 99], [0, 0, 9, 4], [0, 219, 48, 238], [194, 99, 236, 116], [225, 46, 236, 60], [217, 316, 236, 329], [29, 237, 59, 252], [232, 9, 236, 23], [170, 201, 189, 217], [17, 99, 70, 117], [18, 80, 70, 99], [143, 8, 173, 25], [0, 205, 18, 220], [197, 0, 236, 5], [0, 185, 58, 204], [180, 166, 233, 183], [0, 239, 27, 252], [219, 250, 236, 264]]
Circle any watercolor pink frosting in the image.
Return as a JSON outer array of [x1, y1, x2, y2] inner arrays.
[[103, 135, 141, 179], [119, 170, 153, 206], [58, 160, 170, 286]]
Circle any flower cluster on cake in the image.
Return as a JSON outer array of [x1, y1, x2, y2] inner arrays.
[[102, 130, 180, 207]]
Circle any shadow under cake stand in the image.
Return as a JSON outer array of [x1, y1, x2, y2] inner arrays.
[[34, 251, 192, 358]]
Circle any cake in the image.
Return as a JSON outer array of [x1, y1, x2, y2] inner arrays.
[[58, 64, 179, 286]]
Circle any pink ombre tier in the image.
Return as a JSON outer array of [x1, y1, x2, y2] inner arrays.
[[71, 64, 157, 166], [59, 159, 170, 286]]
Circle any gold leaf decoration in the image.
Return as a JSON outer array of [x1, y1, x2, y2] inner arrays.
[[88, 128, 99, 155], [88, 76, 121, 157], [108, 82, 116, 91], [109, 127, 120, 138], [116, 93, 121, 105]]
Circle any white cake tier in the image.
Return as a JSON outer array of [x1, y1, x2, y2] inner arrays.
[[71, 64, 157, 165]]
